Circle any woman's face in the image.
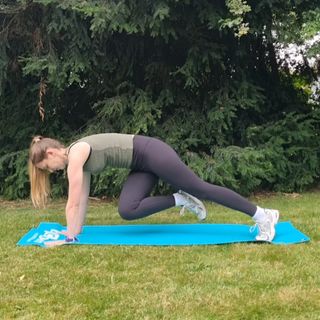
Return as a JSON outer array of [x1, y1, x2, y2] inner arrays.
[[36, 148, 67, 173]]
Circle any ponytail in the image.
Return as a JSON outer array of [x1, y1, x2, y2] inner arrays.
[[28, 135, 64, 208], [28, 159, 50, 208]]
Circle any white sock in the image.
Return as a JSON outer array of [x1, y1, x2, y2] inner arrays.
[[252, 206, 267, 222], [173, 193, 186, 207]]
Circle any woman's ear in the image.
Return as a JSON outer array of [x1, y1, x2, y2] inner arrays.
[[46, 148, 55, 157]]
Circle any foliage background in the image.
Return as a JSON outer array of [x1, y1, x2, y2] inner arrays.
[[0, 0, 320, 199]]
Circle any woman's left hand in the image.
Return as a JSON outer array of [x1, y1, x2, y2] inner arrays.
[[44, 231, 79, 247], [44, 240, 68, 248]]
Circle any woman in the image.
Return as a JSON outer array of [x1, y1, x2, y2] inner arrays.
[[29, 133, 279, 246]]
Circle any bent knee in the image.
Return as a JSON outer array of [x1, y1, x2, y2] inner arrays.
[[118, 206, 136, 220]]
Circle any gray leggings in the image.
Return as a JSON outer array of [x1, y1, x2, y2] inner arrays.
[[118, 136, 257, 220]]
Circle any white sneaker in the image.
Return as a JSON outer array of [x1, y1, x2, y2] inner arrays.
[[251, 209, 279, 242], [178, 190, 207, 221]]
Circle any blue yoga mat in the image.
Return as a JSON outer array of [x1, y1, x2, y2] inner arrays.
[[17, 221, 309, 247]]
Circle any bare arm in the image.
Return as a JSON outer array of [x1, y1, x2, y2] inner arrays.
[[77, 171, 91, 228], [65, 142, 91, 238]]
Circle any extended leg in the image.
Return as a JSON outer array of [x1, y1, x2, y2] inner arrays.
[[142, 138, 257, 216]]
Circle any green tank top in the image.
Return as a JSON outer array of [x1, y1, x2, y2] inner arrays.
[[69, 133, 134, 173]]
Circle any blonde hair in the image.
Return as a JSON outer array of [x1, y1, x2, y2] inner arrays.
[[28, 135, 64, 208]]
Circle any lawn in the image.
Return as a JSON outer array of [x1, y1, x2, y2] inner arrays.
[[0, 192, 319, 320]]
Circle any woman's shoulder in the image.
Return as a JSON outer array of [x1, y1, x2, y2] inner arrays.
[[67, 140, 91, 156]]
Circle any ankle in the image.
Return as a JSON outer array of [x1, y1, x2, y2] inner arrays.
[[252, 206, 267, 222]]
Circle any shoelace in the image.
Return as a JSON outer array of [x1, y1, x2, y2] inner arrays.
[[250, 221, 270, 236], [179, 206, 186, 216]]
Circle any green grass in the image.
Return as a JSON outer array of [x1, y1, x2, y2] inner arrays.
[[0, 192, 319, 320]]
